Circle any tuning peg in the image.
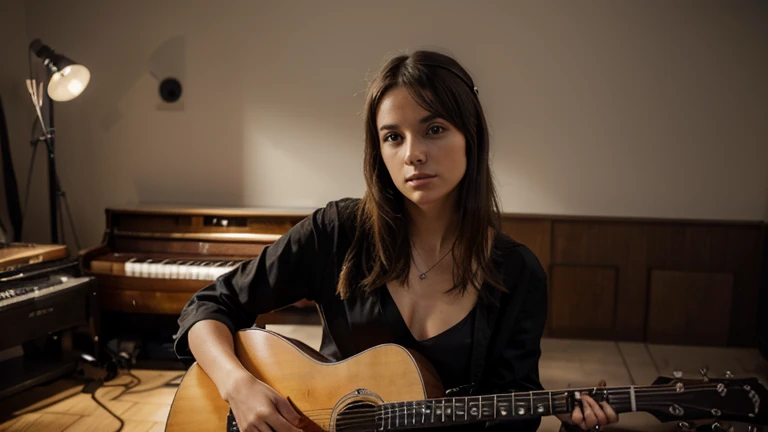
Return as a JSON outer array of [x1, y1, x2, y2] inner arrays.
[[677, 421, 694, 431], [700, 366, 710, 381], [673, 370, 683, 379], [724, 371, 734, 378], [710, 422, 735, 432]]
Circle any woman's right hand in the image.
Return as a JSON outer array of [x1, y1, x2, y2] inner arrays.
[[222, 369, 304, 432]]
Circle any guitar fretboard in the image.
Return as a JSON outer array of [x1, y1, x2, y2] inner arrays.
[[370, 387, 639, 430]]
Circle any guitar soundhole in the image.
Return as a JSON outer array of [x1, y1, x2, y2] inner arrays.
[[336, 402, 378, 431]]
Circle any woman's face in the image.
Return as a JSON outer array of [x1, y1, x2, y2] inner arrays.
[[376, 86, 467, 209]]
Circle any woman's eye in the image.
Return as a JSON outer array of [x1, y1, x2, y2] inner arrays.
[[384, 133, 402, 142], [428, 125, 445, 135]]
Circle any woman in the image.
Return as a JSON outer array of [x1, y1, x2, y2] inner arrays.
[[175, 50, 618, 432]]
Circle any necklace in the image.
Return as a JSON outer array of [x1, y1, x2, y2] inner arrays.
[[411, 242, 454, 280]]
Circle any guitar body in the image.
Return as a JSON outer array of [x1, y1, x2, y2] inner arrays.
[[167, 327, 768, 431], [166, 328, 445, 431]]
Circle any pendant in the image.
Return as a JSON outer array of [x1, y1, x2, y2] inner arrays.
[[419, 273, 427, 280]]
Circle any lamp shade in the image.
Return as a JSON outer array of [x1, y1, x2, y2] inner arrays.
[[48, 63, 90, 101], [29, 39, 90, 102]]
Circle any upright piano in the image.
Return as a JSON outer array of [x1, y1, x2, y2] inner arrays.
[[79, 205, 320, 351], [0, 243, 96, 398]]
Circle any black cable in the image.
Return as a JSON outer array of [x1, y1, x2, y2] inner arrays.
[[124, 373, 183, 394], [103, 373, 142, 400], [91, 390, 124, 432], [87, 372, 142, 432]]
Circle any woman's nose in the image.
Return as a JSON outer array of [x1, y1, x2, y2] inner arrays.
[[404, 136, 427, 165]]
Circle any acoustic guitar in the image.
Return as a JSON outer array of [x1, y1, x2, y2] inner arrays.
[[166, 328, 767, 431]]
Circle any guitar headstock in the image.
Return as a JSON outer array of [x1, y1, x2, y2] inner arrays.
[[641, 373, 767, 425]]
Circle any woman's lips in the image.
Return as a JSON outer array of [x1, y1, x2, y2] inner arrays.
[[406, 175, 436, 186]]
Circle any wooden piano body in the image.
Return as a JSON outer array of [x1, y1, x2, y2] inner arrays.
[[79, 205, 319, 335]]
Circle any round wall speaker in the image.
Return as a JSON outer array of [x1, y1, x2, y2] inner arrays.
[[159, 77, 182, 103]]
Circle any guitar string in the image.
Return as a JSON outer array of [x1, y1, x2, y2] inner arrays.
[[301, 387, 727, 423], [302, 386, 737, 428], [298, 383, 725, 416], [325, 393, 739, 431]]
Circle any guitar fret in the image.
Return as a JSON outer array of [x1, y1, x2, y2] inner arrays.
[[479, 396, 483, 418], [431, 400, 435, 424], [513, 394, 518, 416], [373, 386, 665, 430], [549, 391, 553, 415]]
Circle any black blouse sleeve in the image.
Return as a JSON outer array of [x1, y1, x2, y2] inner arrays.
[[486, 253, 548, 431], [173, 200, 344, 360]]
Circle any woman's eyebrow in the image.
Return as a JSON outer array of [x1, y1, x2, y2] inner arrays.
[[379, 114, 441, 132]]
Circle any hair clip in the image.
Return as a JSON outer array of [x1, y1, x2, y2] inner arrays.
[[473, 87, 479, 95]]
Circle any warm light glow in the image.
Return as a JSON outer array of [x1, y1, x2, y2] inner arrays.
[[48, 64, 90, 101], [67, 79, 84, 95]]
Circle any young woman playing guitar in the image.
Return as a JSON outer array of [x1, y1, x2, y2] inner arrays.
[[174, 50, 619, 432]]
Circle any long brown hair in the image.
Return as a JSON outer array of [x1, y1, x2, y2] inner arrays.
[[338, 50, 503, 300]]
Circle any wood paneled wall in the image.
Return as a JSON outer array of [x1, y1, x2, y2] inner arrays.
[[500, 215, 764, 347]]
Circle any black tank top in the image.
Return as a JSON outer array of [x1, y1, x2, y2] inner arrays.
[[380, 287, 475, 392]]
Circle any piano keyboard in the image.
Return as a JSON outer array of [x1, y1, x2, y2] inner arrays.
[[0, 275, 91, 309], [123, 258, 242, 281]]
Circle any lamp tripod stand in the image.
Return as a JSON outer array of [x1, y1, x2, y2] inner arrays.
[[26, 39, 89, 246]]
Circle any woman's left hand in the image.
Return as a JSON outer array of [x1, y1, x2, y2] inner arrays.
[[561, 380, 620, 430]]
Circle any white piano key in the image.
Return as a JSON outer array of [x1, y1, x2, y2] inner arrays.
[[151, 259, 168, 279], [125, 258, 137, 277], [179, 261, 193, 279], [161, 259, 172, 279], [191, 261, 206, 280], [139, 259, 153, 278], [208, 262, 224, 280], [118, 258, 244, 280], [168, 260, 180, 279]]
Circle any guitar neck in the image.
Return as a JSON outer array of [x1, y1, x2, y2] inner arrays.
[[374, 384, 682, 430]]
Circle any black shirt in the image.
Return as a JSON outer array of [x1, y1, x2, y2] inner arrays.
[[175, 198, 549, 431], [380, 285, 475, 392]]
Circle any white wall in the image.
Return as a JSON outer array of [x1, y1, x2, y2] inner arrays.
[[16, 0, 768, 252]]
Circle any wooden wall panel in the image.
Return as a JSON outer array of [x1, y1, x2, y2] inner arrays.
[[497, 213, 762, 346], [646, 270, 733, 345], [551, 222, 648, 340], [724, 227, 763, 346], [549, 265, 617, 339], [645, 224, 762, 346]]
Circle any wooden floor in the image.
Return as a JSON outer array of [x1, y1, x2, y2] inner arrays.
[[1, 324, 766, 432], [0, 369, 181, 432]]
